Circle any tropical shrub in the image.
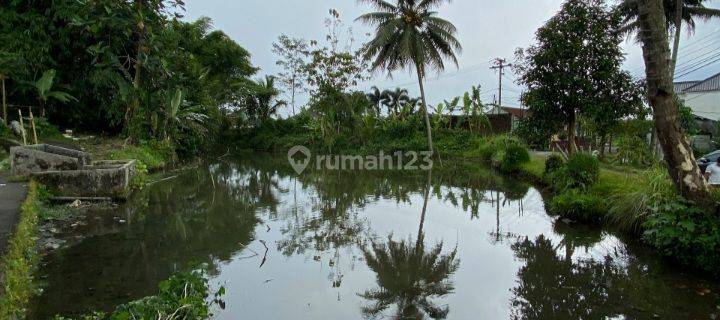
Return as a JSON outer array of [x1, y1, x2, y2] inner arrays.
[[643, 200, 720, 273], [565, 153, 599, 187], [478, 135, 530, 173], [548, 152, 600, 191], [548, 189, 606, 223], [543, 153, 565, 176], [493, 144, 530, 173]]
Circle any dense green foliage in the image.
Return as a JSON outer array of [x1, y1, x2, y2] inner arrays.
[[1, 1, 258, 157], [643, 200, 720, 274], [0, 182, 41, 319]]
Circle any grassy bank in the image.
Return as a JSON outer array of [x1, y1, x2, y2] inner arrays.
[[518, 153, 720, 274], [0, 181, 41, 319]]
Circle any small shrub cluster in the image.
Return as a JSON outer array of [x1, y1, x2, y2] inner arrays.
[[53, 269, 225, 320], [548, 189, 606, 223], [543, 153, 564, 175], [478, 135, 530, 173], [545, 152, 599, 191], [543, 153, 604, 223], [643, 200, 720, 274]]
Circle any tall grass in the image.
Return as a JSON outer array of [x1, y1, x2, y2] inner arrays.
[[607, 166, 678, 232]]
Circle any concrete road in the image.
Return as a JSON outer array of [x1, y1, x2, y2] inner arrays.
[[0, 172, 28, 255]]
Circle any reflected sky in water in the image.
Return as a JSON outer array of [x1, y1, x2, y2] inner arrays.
[[31, 155, 719, 319]]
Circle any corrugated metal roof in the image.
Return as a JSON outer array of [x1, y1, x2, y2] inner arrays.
[[674, 81, 700, 92], [684, 73, 720, 92]]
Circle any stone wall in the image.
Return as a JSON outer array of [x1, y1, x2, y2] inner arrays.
[[32, 160, 136, 200], [10, 144, 92, 177]]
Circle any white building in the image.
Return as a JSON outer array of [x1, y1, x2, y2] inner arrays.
[[675, 72, 720, 121], [674, 72, 720, 151]]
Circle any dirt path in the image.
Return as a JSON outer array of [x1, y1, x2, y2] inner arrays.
[[0, 172, 28, 255]]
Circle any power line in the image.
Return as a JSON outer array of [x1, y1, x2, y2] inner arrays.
[[377, 59, 494, 89], [674, 53, 720, 78], [675, 55, 720, 79]]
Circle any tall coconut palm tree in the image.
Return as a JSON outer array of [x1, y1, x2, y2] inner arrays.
[[634, 0, 708, 203], [615, 0, 720, 76], [357, 0, 462, 155]]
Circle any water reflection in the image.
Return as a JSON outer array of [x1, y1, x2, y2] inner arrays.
[[361, 235, 458, 320], [30, 155, 719, 319]]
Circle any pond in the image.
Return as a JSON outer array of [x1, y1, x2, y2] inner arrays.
[[30, 154, 719, 319]]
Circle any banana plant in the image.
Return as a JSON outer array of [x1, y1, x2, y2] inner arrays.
[[432, 102, 446, 128], [443, 97, 459, 129], [163, 89, 209, 143], [26, 69, 77, 117]]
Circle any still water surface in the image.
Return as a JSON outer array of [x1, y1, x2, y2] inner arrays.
[[31, 155, 719, 319]]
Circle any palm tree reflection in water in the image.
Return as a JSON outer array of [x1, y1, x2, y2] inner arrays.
[[360, 170, 460, 319]]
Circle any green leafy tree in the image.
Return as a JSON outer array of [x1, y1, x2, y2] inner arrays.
[[357, 0, 462, 155], [516, 0, 636, 154]]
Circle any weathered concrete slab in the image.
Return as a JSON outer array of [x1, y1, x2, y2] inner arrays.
[[10, 144, 93, 177], [32, 160, 136, 200]]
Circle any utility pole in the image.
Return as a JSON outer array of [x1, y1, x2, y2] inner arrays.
[[490, 58, 512, 108]]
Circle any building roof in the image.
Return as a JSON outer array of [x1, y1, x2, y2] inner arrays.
[[675, 72, 720, 93], [500, 107, 528, 118], [674, 81, 700, 92]]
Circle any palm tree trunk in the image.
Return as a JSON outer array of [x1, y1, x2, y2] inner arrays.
[[415, 65, 434, 155], [416, 169, 431, 249], [1, 74, 6, 125], [670, 0, 683, 78], [637, 0, 708, 204]]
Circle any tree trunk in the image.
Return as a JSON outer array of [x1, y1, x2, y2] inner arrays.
[[637, 0, 708, 204], [1, 74, 6, 125], [567, 110, 577, 154], [670, 0, 683, 78], [415, 65, 434, 155], [125, 0, 145, 139], [416, 169, 431, 249], [599, 134, 607, 158]]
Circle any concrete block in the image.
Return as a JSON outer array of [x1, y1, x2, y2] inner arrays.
[[10, 144, 92, 177]]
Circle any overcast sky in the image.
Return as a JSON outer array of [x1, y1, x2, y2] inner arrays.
[[183, 0, 720, 111]]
